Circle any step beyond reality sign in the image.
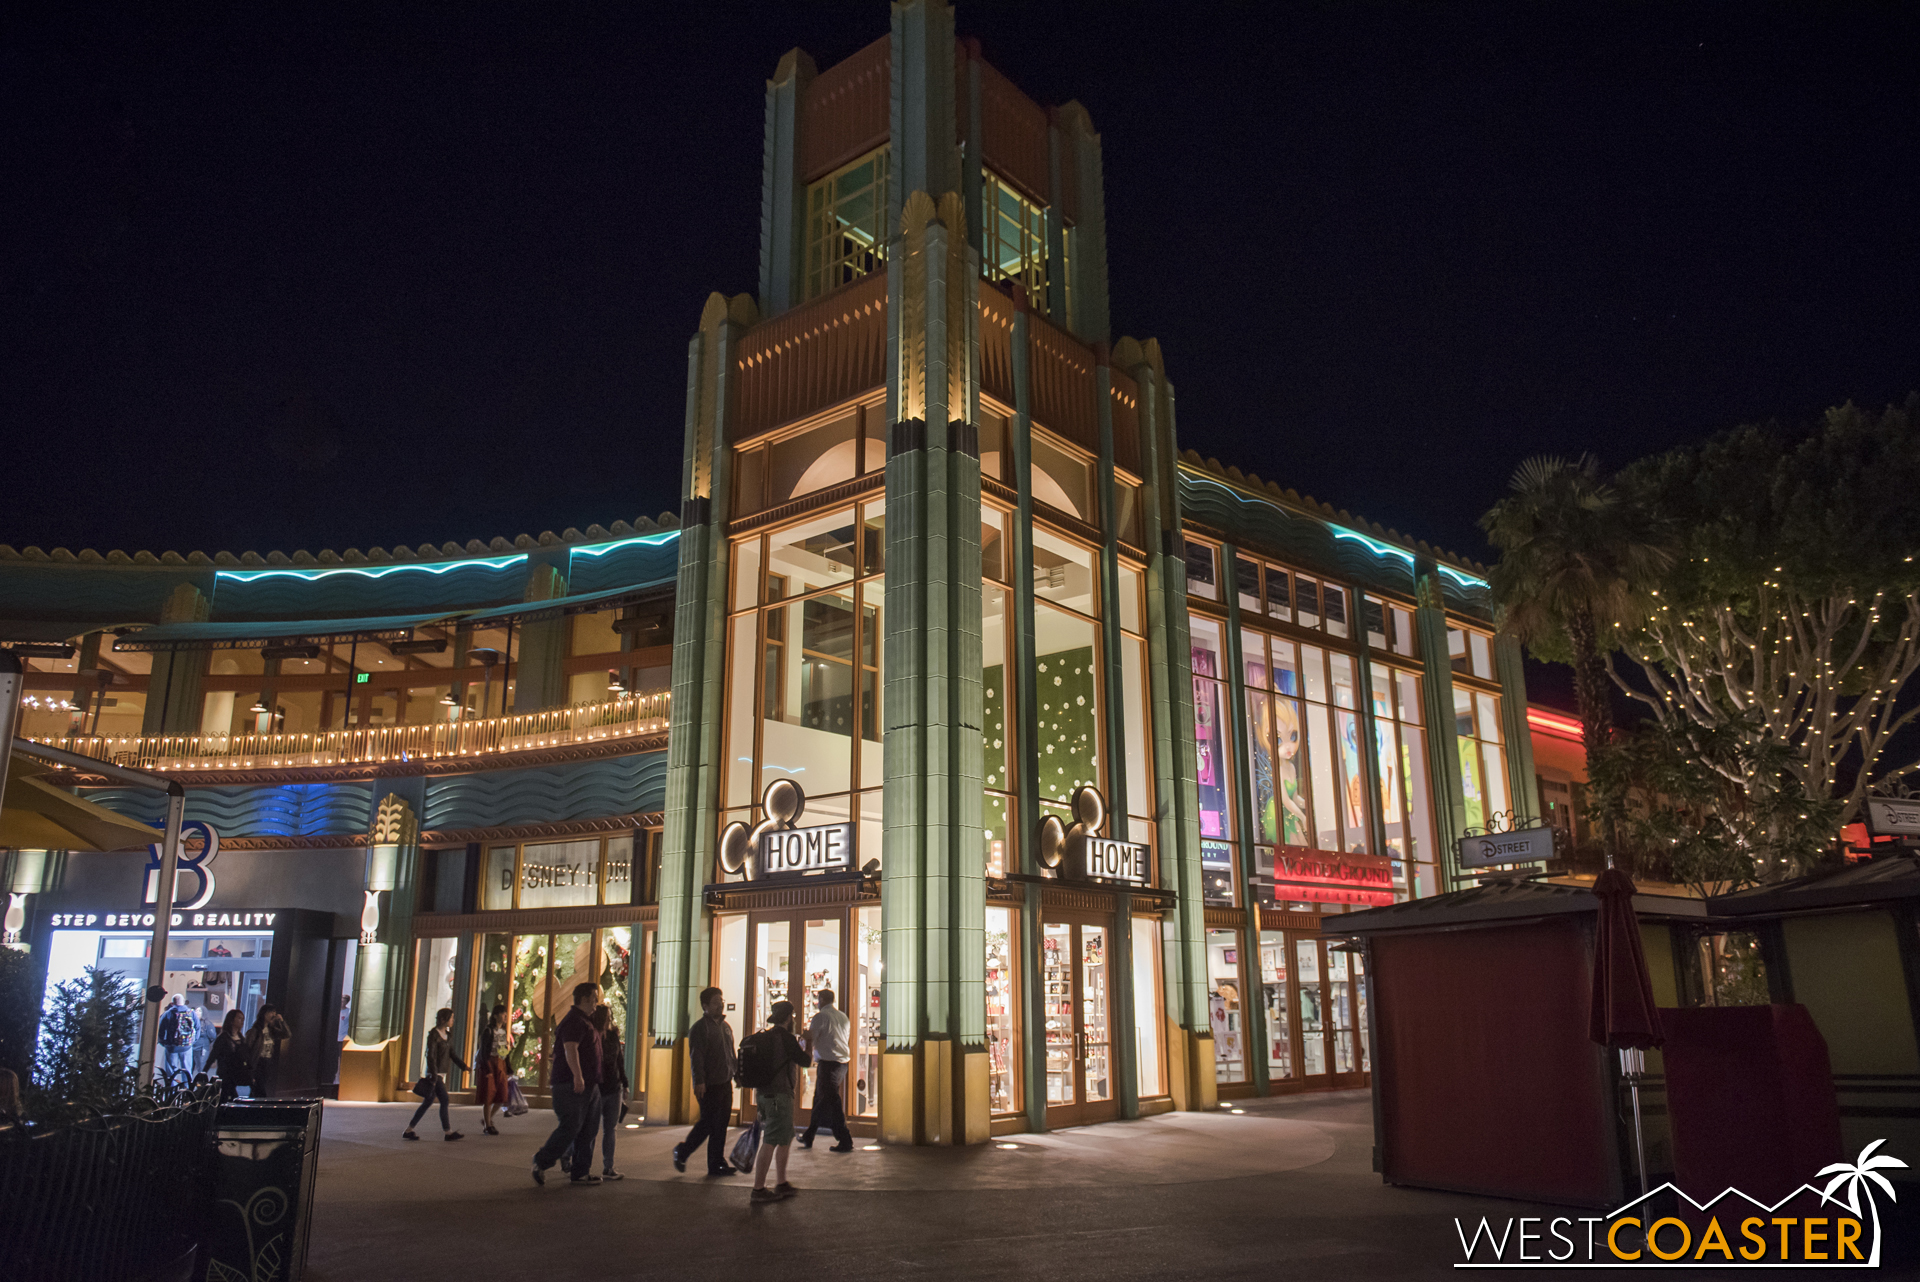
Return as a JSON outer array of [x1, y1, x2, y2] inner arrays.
[[719, 780, 855, 882]]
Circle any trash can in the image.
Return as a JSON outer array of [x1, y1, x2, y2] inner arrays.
[[202, 1099, 325, 1282]]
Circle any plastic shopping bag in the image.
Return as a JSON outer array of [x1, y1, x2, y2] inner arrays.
[[505, 1075, 530, 1117], [728, 1120, 762, 1172]]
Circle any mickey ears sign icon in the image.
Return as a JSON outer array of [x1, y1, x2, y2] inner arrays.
[[719, 779, 807, 881], [1036, 785, 1107, 870]]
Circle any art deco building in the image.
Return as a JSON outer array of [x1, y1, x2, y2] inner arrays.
[[0, 0, 1537, 1144]]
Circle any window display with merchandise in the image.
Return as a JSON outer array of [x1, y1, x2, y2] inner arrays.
[[984, 907, 1018, 1114]]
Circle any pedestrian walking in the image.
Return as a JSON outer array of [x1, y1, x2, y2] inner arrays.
[[594, 1005, 629, 1180], [745, 1000, 805, 1203], [244, 1005, 292, 1098], [474, 1003, 512, 1135], [209, 1009, 249, 1101], [530, 982, 603, 1186], [670, 986, 737, 1178], [798, 988, 853, 1152], [403, 1007, 469, 1142], [192, 1005, 218, 1077], [157, 995, 198, 1083]]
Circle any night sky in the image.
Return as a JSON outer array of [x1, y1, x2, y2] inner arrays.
[[5, 3, 1915, 570]]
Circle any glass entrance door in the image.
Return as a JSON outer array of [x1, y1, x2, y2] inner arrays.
[[745, 911, 848, 1127], [1042, 918, 1117, 1127]]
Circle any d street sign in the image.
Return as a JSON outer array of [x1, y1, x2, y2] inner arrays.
[[1037, 786, 1151, 887], [719, 780, 855, 882], [1866, 797, 1920, 838], [1457, 823, 1557, 871]]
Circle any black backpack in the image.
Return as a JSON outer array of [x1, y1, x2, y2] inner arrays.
[[734, 1030, 784, 1090]]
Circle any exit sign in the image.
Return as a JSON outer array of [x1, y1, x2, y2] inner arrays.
[[355, 672, 369, 683]]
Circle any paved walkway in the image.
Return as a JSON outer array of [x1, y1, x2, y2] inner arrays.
[[307, 1091, 1568, 1280]]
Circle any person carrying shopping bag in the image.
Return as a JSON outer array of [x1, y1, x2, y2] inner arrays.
[[743, 1000, 806, 1203], [403, 1007, 469, 1141], [474, 1003, 512, 1135]]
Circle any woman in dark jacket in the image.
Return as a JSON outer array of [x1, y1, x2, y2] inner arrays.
[[210, 1009, 250, 1101], [403, 1006, 469, 1141], [244, 1005, 291, 1098], [594, 1004, 629, 1180], [474, 1003, 511, 1135]]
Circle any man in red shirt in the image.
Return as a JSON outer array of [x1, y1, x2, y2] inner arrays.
[[531, 982, 604, 1185]]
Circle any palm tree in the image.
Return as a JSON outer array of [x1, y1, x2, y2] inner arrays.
[[1819, 1139, 1908, 1267], [1480, 455, 1671, 860]]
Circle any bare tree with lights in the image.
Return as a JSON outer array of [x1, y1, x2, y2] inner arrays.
[[1610, 398, 1920, 876]]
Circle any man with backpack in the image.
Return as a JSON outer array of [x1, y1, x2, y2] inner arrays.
[[741, 999, 806, 1204], [157, 995, 198, 1081], [671, 987, 738, 1178]]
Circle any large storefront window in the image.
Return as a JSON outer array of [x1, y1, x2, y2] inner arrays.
[[985, 905, 1020, 1113], [1189, 616, 1233, 844], [1032, 525, 1104, 824], [1455, 685, 1511, 832], [1369, 666, 1439, 897], [727, 503, 886, 874], [1117, 565, 1154, 844], [1260, 931, 1292, 1081], [1130, 916, 1164, 1097], [410, 937, 459, 1078], [983, 578, 1015, 877], [1241, 632, 1370, 891], [855, 906, 881, 1117], [1206, 928, 1246, 1084]]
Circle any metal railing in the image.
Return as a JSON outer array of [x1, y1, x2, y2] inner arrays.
[[24, 688, 670, 772], [0, 1083, 222, 1282]]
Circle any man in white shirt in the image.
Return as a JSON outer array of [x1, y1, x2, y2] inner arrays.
[[797, 989, 853, 1151]]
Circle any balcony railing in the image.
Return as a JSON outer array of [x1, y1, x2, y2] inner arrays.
[[25, 688, 670, 772]]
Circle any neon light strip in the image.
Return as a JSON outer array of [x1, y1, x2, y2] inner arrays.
[[1187, 472, 1489, 585], [568, 530, 681, 559], [217, 554, 526, 583], [1330, 528, 1415, 567]]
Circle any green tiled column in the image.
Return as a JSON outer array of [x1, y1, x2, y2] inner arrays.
[[1095, 357, 1141, 1117], [646, 291, 753, 1125], [1219, 545, 1269, 1095], [879, 185, 986, 1145], [1495, 635, 1541, 825], [1123, 343, 1212, 1111], [1414, 565, 1470, 889]]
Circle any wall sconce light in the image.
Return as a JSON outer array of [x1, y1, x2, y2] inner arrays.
[[607, 669, 626, 694], [250, 695, 270, 714]]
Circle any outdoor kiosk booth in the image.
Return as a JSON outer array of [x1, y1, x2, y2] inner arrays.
[[1708, 850, 1920, 1185], [1324, 878, 1709, 1208]]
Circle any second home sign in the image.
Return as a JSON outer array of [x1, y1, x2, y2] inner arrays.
[[719, 780, 855, 882]]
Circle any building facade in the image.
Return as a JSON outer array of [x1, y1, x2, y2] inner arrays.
[[1, 0, 1539, 1142]]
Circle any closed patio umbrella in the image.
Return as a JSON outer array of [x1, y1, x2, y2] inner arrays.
[[2, 753, 161, 852], [1589, 866, 1665, 1194]]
